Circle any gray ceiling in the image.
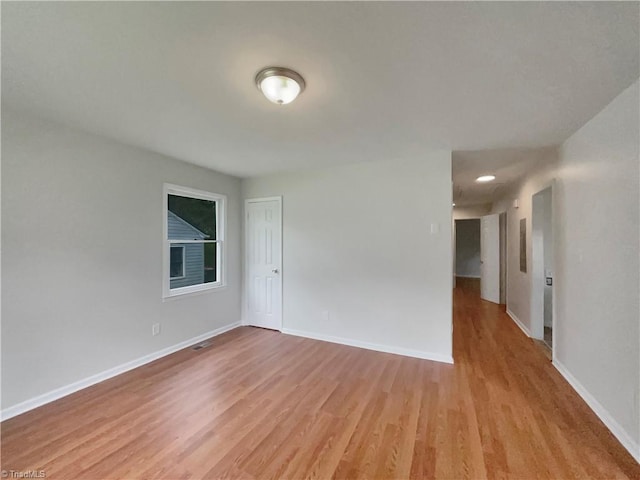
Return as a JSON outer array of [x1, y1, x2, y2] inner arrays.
[[3, 2, 639, 179]]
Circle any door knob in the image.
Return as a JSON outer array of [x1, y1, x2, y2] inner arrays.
[[272, 268, 279, 274]]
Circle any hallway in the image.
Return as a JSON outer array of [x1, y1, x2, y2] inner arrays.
[[1, 279, 638, 479], [452, 277, 639, 478]]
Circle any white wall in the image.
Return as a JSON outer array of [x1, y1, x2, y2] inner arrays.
[[1, 110, 242, 412], [492, 79, 640, 458], [455, 219, 481, 278], [453, 204, 491, 220], [242, 154, 453, 362], [554, 80, 639, 453], [491, 155, 558, 333]]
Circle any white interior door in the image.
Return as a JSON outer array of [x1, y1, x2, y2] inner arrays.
[[246, 198, 282, 330], [480, 213, 500, 304]]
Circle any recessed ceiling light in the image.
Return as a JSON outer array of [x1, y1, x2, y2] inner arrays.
[[255, 67, 305, 105], [476, 175, 496, 183], [452, 203, 456, 207]]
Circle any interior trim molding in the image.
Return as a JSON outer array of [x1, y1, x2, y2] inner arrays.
[[506, 308, 532, 337], [454, 274, 481, 279], [553, 359, 640, 463], [281, 328, 454, 364], [0, 322, 241, 422]]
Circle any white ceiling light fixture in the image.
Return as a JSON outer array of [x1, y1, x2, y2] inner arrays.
[[255, 67, 305, 105], [476, 175, 496, 183]]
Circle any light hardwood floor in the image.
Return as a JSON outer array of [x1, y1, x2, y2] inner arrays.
[[2, 278, 638, 479]]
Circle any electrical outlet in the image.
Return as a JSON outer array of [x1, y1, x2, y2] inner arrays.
[[321, 310, 330, 323], [152, 323, 160, 336]]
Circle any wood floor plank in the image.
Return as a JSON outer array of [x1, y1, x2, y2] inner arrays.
[[2, 277, 639, 479]]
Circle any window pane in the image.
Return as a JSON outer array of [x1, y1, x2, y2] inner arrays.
[[168, 195, 216, 240], [170, 246, 184, 278], [204, 242, 217, 283], [169, 242, 218, 289]]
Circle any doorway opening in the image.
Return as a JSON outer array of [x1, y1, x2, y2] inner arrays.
[[531, 186, 554, 351], [453, 215, 506, 305], [454, 218, 482, 295], [455, 219, 481, 281]]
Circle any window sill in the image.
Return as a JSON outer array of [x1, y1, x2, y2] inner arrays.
[[162, 284, 227, 302]]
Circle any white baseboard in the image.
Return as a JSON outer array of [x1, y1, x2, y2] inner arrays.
[[553, 360, 640, 463], [0, 322, 241, 422], [506, 308, 532, 337], [281, 328, 453, 364]]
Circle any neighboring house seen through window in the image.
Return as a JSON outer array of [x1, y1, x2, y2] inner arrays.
[[170, 245, 185, 279], [163, 184, 226, 298]]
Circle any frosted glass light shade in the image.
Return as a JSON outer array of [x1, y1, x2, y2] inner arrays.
[[259, 75, 301, 104], [255, 67, 305, 105], [476, 175, 496, 182]]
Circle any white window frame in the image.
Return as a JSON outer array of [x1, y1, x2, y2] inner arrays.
[[163, 183, 226, 299], [169, 245, 186, 279]]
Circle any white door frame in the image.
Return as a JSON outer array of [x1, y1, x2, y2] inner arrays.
[[499, 212, 507, 305], [243, 196, 283, 330], [531, 183, 555, 357]]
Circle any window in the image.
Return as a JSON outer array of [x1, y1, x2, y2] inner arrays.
[[170, 246, 185, 279], [163, 184, 226, 298]]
